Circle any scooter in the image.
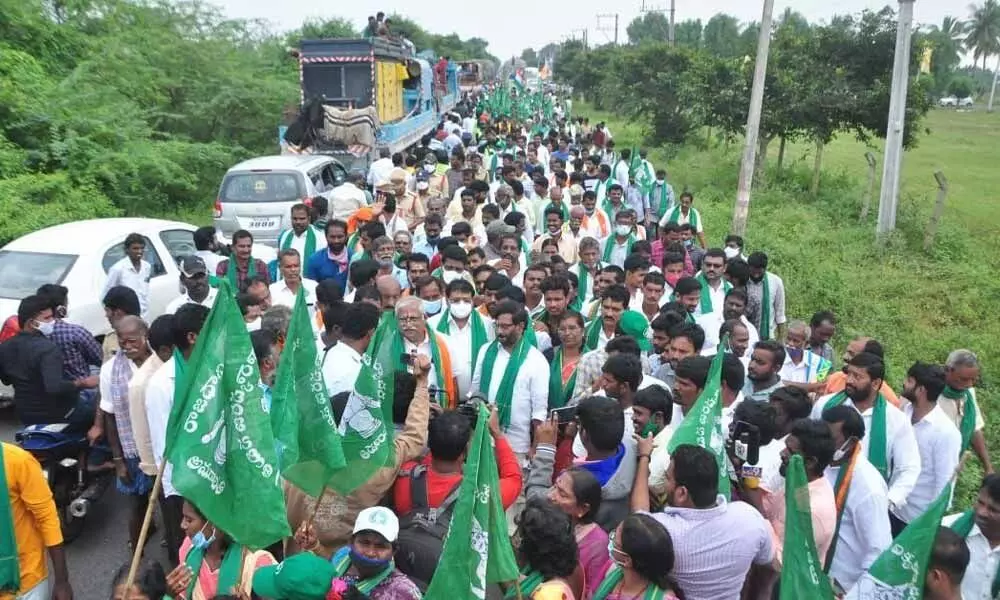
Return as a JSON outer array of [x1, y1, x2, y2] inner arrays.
[[15, 423, 114, 543]]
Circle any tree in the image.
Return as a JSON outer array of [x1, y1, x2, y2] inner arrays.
[[965, 0, 1000, 71], [926, 16, 968, 94], [674, 19, 703, 48], [521, 47, 538, 67], [292, 17, 355, 41], [702, 14, 742, 58], [627, 13, 671, 45]]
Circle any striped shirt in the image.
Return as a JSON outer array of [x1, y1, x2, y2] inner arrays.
[[646, 496, 773, 600]]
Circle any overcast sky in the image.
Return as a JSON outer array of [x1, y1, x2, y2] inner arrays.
[[215, 0, 962, 61]]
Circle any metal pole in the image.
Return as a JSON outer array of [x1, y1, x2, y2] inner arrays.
[[876, 0, 915, 238], [669, 0, 676, 46], [615, 14, 619, 45], [988, 54, 1000, 112], [730, 0, 776, 236]]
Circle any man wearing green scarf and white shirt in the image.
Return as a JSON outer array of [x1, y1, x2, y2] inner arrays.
[[746, 252, 787, 341], [429, 279, 494, 399], [938, 349, 992, 472], [569, 237, 605, 307], [810, 352, 920, 519], [600, 209, 639, 269], [277, 203, 326, 277], [692, 248, 731, 319]]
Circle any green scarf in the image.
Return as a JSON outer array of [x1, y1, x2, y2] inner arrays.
[[184, 542, 244, 598], [173, 348, 188, 403], [347, 230, 362, 254], [0, 444, 20, 593], [602, 233, 636, 263], [695, 273, 731, 315], [332, 548, 395, 595], [824, 392, 889, 480], [591, 566, 667, 600], [949, 510, 1000, 598], [665, 205, 699, 230], [548, 348, 578, 410], [225, 256, 240, 293], [758, 272, 771, 340], [656, 182, 671, 218], [941, 386, 978, 455], [575, 264, 592, 307], [520, 237, 531, 265], [504, 569, 544, 599], [280, 227, 317, 262], [583, 317, 607, 353], [479, 334, 531, 430], [436, 308, 489, 372]]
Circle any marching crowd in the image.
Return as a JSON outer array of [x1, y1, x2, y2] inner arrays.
[[0, 84, 996, 600]]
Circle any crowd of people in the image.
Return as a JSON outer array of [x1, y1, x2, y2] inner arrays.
[[0, 81, 995, 600]]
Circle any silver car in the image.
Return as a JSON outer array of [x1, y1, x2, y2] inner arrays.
[[213, 154, 347, 246]]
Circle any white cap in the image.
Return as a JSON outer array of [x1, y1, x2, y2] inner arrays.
[[353, 506, 399, 543]]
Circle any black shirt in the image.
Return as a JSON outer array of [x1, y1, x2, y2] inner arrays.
[[0, 332, 79, 424]]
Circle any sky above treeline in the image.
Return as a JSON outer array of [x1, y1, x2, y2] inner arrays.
[[215, 0, 965, 63]]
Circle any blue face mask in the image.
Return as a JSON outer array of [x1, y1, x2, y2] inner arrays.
[[786, 346, 804, 362], [192, 523, 216, 550], [349, 548, 391, 570]]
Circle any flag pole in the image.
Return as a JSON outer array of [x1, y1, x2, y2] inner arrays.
[[123, 459, 167, 590], [306, 485, 329, 528]]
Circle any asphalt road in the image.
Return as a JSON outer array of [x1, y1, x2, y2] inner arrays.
[[1, 407, 168, 600]]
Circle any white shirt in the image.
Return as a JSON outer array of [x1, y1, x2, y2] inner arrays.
[[103, 257, 152, 317], [779, 349, 828, 384], [697, 313, 759, 359], [427, 311, 495, 399], [486, 258, 525, 287], [599, 235, 631, 268], [942, 513, 1000, 600], [746, 272, 786, 339], [367, 157, 395, 187], [98, 355, 138, 414], [269, 279, 318, 310], [145, 357, 179, 497], [823, 456, 893, 591], [329, 183, 368, 220], [403, 331, 455, 403], [165, 287, 219, 315], [322, 342, 363, 398], [895, 403, 961, 523], [277, 228, 327, 267], [720, 393, 744, 434], [613, 160, 629, 188], [743, 438, 785, 494], [195, 250, 222, 274], [693, 275, 727, 319], [470, 341, 550, 454], [811, 393, 921, 510]]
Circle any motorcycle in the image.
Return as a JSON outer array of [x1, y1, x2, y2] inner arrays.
[[15, 423, 114, 543]]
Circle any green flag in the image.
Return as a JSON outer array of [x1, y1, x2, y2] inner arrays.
[[165, 280, 290, 549], [666, 336, 729, 500], [424, 403, 519, 597], [327, 313, 398, 495], [845, 482, 954, 599], [779, 455, 835, 600], [270, 287, 346, 496]]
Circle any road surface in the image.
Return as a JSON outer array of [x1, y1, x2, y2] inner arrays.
[[1, 407, 168, 599]]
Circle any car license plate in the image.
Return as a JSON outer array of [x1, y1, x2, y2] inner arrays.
[[245, 217, 278, 230]]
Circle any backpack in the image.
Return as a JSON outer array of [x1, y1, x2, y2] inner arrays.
[[394, 464, 463, 591]]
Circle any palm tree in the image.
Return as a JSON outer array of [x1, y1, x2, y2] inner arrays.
[[966, 1, 1000, 70]]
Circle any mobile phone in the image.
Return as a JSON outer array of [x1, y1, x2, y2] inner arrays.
[[549, 405, 577, 424], [399, 352, 415, 375]]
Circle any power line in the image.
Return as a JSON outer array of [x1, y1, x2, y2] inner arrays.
[[639, 0, 676, 46], [596, 13, 619, 45]]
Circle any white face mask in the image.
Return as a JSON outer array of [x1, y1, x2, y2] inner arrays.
[[423, 164, 435, 173], [35, 319, 55, 336], [422, 298, 443, 316], [724, 246, 740, 259], [449, 301, 473, 319], [615, 224, 632, 237]]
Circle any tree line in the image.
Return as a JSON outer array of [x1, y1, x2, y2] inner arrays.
[[0, 0, 494, 245]]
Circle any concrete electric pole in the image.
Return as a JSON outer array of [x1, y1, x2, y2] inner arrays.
[[875, 0, 915, 239], [730, 0, 776, 236], [640, 0, 675, 45]]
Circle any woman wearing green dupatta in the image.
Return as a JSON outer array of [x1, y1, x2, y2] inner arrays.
[[166, 499, 276, 600], [593, 514, 682, 600], [546, 313, 585, 410], [505, 498, 583, 600]]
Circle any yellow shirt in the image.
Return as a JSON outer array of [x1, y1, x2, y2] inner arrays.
[[1, 443, 62, 599]]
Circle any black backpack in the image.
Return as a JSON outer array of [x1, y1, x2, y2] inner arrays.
[[394, 464, 463, 591]]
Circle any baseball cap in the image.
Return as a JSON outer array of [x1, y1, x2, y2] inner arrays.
[[252, 552, 337, 600], [180, 255, 208, 278], [617, 310, 652, 352], [485, 220, 515, 238], [353, 506, 399, 543]]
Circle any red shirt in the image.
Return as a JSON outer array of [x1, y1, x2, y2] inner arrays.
[[393, 434, 523, 514]]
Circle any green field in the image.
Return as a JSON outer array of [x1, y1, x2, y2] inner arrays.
[[582, 105, 1000, 503]]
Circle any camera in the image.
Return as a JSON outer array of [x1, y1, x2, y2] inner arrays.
[[456, 391, 487, 428]]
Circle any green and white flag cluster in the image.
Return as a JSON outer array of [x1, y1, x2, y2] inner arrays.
[[844, 482, 953, 599], [628, 146, 654, 196], [425, 403, 519, 598], [165, 280, 290, 549], [666, 336, 729, 500]]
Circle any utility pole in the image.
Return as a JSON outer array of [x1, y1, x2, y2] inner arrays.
[[730, 0, 776, 236], [640, 0, 674, 45], [670, 0, 676, 46], [569, 28, 588, 50], [597, 13, 620, 45], [988, 54, 1000, 112], [876, 0, 915, 239]]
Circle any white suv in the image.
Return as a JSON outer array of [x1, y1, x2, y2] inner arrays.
[[213, 155, 347, 246]]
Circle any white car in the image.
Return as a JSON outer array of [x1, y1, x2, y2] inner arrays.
[[938, 96, 958, 107], [0, 216, 276, 343], [958, 96, 974, 107]]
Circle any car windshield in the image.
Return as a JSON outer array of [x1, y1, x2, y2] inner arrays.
[[0, 251, 77, 300], [220, 172, 303, 203]]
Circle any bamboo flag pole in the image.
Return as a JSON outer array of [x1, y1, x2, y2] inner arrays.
[[123, 459, 167, 590]]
